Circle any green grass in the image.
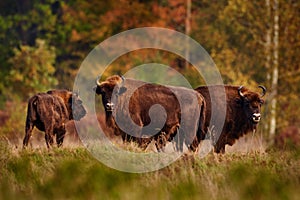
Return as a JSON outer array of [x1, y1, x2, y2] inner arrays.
[[0, 140, 299, 200]]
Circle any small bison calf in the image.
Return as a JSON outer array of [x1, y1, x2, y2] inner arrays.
[[23, 90, 86, 148]]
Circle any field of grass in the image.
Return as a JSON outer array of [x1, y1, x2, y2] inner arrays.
[[0, 138, 299, 200], [0, 101, 299, 199]]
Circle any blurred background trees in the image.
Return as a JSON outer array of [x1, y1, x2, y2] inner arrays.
[[8, 39, 57, 100], [0, 0, 299, 138]]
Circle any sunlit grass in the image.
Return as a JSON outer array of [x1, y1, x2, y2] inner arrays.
[[0, 139, 299, 200]]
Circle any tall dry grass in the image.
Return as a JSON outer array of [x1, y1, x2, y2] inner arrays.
[[1, 101, 300, 199], [0, 138, 299, 200]]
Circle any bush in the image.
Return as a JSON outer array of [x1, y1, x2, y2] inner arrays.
[[0, 101, 27, 146]]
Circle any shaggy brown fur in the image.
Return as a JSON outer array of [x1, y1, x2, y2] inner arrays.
[[94, 75, 206, 151], [23, 90, 86, 148], [194, 85, 265, 153]]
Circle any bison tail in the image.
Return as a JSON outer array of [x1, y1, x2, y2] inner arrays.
[[25, 95, 40, 133], [24, 96, 39, 147], [189, 101, 207, 152], [26, 95, 39, 122]]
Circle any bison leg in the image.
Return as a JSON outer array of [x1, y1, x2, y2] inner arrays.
[[214, 143, 226, 154], [155, 132, 167, 152], [45, 126, 55, 148], [174, 127, 184, 152], [23, 122, 34, 148], [189, 138, 200, 152], [121, 132, 131, 143], [56, 129, 66, 147], [45, 133, 54, 148]]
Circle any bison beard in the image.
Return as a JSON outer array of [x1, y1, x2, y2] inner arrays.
[[194, 85, 266, 153], [23, 90, 86, 148]]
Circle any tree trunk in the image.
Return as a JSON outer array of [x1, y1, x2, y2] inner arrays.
[[264, 0, 271, 135], [185, 0, 191, 68], [269, 0, 279, 138]]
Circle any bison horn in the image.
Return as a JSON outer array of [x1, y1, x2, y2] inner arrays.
[[238, 86, 245, 97], [120, 75, 125, 82], [258, 85, 266, 97], [119, 75, 125, 86], [96, 76, 101, 86]]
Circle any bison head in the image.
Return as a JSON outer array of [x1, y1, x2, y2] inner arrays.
[[70, 92, 86, 121], [237, 86, 266, 127], [94, 75, 127, 113]]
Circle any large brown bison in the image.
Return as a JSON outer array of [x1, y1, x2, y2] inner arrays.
[[194, 85, 266, 153], [23, 90, 86, 148], [94, 75, 206, 151]]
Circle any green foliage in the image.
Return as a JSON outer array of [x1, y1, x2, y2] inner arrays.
[[0, 0, 299, 134], [8, 39, 57, 100], [0, 101, 27, 143]]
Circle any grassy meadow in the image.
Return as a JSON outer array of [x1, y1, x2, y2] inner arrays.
[[0, 101, 299, 199], [0, 139, 299, 200]]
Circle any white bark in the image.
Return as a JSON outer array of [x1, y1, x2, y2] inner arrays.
[[269, 0, 279, 137], [264, 0, 271, 134], [265, 0, 271, 82]]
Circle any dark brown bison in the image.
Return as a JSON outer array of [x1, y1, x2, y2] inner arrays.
[[94, 75, 206, 151], [23, 90, 86, 148], [194, 85, 266, 153]]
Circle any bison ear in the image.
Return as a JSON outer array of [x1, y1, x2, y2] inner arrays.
[[118, 86, 127, 95], [235, 97, 242, 105], [93, 85, 103, 95], [259, 99, 265, 104], [68, 96, 73, 104], [93, 86, 97, 92]]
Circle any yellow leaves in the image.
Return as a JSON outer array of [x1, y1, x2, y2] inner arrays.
[[9, 69, 23, 82], [8, 39, 57, 99]]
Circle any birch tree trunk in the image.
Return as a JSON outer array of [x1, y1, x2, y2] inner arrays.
[[265, 0, 271, 82], [269, 0, 279, 138], [264, 0, 272, 135]]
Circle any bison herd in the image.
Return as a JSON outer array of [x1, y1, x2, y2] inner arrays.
[[23, 75, 266, 154]]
